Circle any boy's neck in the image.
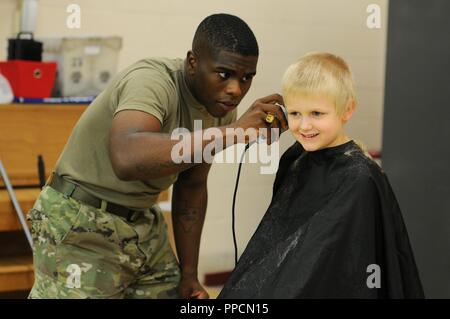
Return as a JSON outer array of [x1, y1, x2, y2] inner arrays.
[[324, 134, 351, 150]]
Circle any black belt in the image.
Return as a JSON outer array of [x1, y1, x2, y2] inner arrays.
[[48, 173, 139, 221]]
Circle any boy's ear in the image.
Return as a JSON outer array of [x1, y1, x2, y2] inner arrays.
[[186, 50, 198, 75], [341, 99, 356, 123]]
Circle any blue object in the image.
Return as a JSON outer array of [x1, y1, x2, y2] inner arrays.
[[13, 96, 95, 104]]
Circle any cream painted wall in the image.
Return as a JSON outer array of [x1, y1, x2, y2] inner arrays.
[[0, 0, 388, 277]]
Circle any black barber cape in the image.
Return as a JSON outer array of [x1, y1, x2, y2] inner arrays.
[[219, 140, 424, 298]]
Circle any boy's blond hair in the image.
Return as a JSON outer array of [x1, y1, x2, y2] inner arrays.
[[282, 52, 357, 115]]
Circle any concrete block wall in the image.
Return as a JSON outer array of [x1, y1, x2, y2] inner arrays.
[[0, 0, 388, 277]]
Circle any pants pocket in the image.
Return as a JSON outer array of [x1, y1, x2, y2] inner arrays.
[[54, 204, 133, 297], [29, 186, 83, 245]]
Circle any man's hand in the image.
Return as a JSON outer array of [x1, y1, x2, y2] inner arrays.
[[179, 273, 210, 299], [232, 93, 288, 144]]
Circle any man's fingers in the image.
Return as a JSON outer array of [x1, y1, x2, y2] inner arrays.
[[197, 292, 209, 299], [236, 94, 287, 135], [260, 103, 288, 130], [190, 290, 209, 299]]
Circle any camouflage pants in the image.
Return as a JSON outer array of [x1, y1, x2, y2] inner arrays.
[[27, 186, 180, 299]]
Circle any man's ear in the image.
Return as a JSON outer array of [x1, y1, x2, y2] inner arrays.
[[342, 99, 356, 123], [186, 50, 198, 75]]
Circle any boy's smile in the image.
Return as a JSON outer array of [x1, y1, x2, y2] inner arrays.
[[301, 132, 320, 139], [286, 93, 353, 152]]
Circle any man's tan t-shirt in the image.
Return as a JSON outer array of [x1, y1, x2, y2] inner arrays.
[[55, 58, 236, 209]]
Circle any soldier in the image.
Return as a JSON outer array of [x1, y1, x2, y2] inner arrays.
[[27, 13, 287, 298]]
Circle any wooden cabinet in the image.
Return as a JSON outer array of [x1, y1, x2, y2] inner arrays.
[[0, 103, 170, 296], [0, 104, 88, 187], [0, 103, 88, 295]]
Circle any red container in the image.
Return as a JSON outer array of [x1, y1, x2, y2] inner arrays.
[[0, 60, 56, 98]]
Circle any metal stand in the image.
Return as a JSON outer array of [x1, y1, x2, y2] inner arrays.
[[0, 159, 33, 249]]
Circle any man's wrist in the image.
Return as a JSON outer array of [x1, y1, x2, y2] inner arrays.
[[181, 268, 198, 277]]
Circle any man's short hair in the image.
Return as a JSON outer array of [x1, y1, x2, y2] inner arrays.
[[193, 13, 259, 57]]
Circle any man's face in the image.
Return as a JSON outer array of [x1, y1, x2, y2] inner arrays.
[[188, 50, 258, 117]]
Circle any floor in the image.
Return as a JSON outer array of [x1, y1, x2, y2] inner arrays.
[[205, 285, 223, 299]]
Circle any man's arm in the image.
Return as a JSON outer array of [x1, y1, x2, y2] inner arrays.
[[109, 110, 233, 181], [109, 94, 287, 182], [171, 162, 211, 298]]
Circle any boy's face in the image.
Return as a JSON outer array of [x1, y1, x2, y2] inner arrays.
[[285, 92, 353, 152]]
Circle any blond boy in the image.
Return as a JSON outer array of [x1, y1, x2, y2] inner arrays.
[[219, 53, 424, 299]]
